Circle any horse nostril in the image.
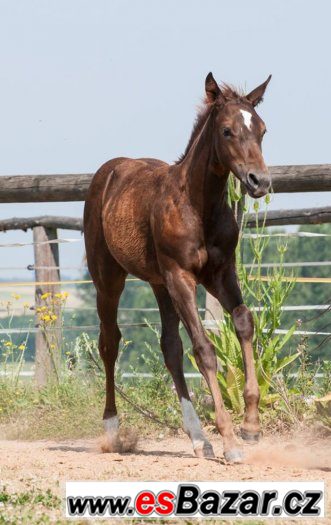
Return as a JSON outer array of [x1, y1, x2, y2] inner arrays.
[[247, 173, 260, 189]]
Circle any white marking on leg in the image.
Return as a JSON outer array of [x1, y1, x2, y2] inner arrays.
[[104, 416, 119, 436], [181, 398, 207, 450], [240, 109, 252, 130]]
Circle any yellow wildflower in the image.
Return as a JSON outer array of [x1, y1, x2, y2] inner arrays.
[[62, 292, 69, 298], [51, 314, 57, 321], [50, 344, 56, 349], [11, 293, 21, 300], [41, 292, 51, 300], [23, 302, 30, 308], [42, 315, 51, 322], [41, 306, 47, 311], [18, 344, 25, 351], [4, 341, 13, 347]]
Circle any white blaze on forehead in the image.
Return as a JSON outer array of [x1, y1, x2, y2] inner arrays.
[[240, 109, 252, 130]]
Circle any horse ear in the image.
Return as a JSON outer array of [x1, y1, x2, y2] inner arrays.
[[205, 72, 223, 103], [246, 75, 272, 107]]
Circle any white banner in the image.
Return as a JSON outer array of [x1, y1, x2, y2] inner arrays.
[[65, 481, 324, 519]]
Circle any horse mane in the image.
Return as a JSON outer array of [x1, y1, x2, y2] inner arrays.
[[176, 83, 246, 164]]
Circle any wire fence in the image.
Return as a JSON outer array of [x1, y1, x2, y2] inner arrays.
[[0, 229, 329, 354], [1, 261, 331, 271]]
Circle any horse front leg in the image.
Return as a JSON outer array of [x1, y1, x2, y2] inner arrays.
[[162, 262, 243, 463], [204, 262, 261, 443], [233, 304, 261, 442]]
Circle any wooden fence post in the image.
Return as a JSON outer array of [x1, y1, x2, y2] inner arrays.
[[33, 226, 61, 386]]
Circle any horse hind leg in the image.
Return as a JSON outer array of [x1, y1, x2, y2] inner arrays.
[[98, 321, 121, 451], [152, 284, 214, 458], [95, 261, 128, 451]]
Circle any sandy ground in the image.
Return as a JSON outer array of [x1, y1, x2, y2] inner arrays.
[[0, 433, 330, 522]]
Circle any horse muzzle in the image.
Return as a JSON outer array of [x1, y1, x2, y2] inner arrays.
[[245, 171, 271, 198]]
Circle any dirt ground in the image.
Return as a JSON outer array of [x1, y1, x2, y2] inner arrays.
[[0, 432, 330, 523]]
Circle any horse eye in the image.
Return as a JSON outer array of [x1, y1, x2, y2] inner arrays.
[[223, 127, 231, 137]]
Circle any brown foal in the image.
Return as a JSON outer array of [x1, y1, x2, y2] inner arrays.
[[84, 72, 272, 462]]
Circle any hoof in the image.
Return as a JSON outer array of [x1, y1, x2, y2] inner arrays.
[[241, 428, 261, 443], [194, 442, 215, 458], [224, 448, 244, 464]]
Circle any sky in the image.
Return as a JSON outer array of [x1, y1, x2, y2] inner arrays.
[[0, 0, 330, 279]]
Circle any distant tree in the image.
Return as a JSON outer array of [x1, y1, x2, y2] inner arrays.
[[76, 223, 331, 364]]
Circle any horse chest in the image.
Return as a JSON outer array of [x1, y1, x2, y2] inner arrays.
[[204, 223, 239, 270], [206, 243, 234, 269]]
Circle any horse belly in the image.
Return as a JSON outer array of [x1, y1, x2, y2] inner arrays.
[[102, 191, 162, 283]]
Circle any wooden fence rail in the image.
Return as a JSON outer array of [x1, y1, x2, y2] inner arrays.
[[1, 207, 331, 233], [0, 216, 83, 232], [246, 206, 331, 227], [0, 163, 330, 202]]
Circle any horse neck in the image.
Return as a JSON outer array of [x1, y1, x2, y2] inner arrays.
[[177, 111, 230, 218]]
